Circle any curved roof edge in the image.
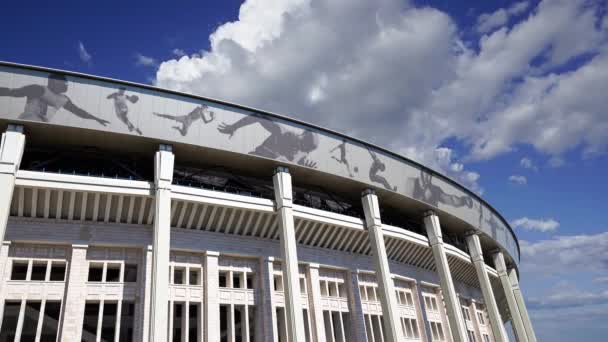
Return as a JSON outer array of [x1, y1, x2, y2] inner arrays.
[[0, 60, 520, 261]]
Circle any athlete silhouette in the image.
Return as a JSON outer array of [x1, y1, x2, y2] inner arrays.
[[153, 105, 215, 136], [0, 74, 109, 126], [107, 87, 142, 135], [331, 139, 354, 177], [218, 114, 319, 168], [368, 148, 397, 191], [412, 169, 473, 208]]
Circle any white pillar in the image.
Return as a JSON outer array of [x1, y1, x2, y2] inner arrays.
[[492, 252, 528, 342], [346, 270, 368, 342], [306, 263, 327, 342], [361, 189, 402, 342], [423, 211, 468, 342], [259, 257, 278, 342], [150, 144, 174, 342], [0, 125, 25, 242], [508, 268, 537, 342], [58, 244, 89, 341], [272, 167, 306, 342], [465, 233, 508, 342], [139, 245, 153, 341], [205, 251, 220, 342]]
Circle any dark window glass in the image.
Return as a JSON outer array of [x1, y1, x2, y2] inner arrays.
[[235, 306, 242, 342], [124, 264, 138, 282], [233, 274, 241, 289], [31, 263, 47, 281], [106, 265, 121, 282], [101, 302, 117, 341], [82, 302, 100, 341], [88, 265, 103, 282], [189, 270, 199, 285], [21, 301, 42, 342], [0, 301, 21, 340], [219, 272, 227, 288], [119, 302, 135, 342], [248, 305, 255, 342], [189, 304, 198, 342], [11, 261, 28, 280], [50, 263, 66, 281], [220, 305, 228, 342], [246, 274, 254, 289], [40, 301, 61, 342], [174, 269, 184, 285], [173, 303, 183, 342]]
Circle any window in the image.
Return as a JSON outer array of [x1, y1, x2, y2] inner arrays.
[[10, 261, 28, 280], [424, 294, 439, 312], [81, 301, 135, 341], [31, 262, 47, 281], [0, 301, 61, 342], [396, 289, 415, 306], [105, 264, 121, 282], [477, 311, 485, 325], [219, 271, 229, 288], [174, 267, 185, 285], [246, 273, 255, 289], [468, 330, 477, 342], [88, 263, 104, 282], [273, 274, 283, 291], [462, 306, 472, 321], [483, 333, 491, 342], [50, 262, 66, 281], [220, 304, 255, 342], [364, 314, 384, 342], [189, 268, 200, 285], [430, 321, 445, 341], [124, 264, 138, 282], [320, 278, 346, 299], [401, 317, 420, 339]]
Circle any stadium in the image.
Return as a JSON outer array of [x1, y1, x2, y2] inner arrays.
[[0, 61, 536, 342]]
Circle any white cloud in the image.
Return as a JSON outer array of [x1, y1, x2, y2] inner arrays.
[[476, 1, 529, 34], [519, 232, 608, 275], [78, 41, 92, 64], [548, 156, 565, 168], [528, 289, 608, 310], [155, 0, 608, 192], [172, 49, 186, 57], [135, 53, 158, 67], [520, 157, 538, 171], [508, 175, 527, 185], [512, 217, 559, 231]]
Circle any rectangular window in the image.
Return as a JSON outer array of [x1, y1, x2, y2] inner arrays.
[[119, 302, 135, 341], [189, 268, 200, 286], [81, 301, 134, 342], [101, 302, 118, 341], [462, 307, 471, 321], [477, 311, 485, 325], [124, 264, 138, 282], [31, 262, 47, 281], [82, 302, 100, 340], [105, 264, 121, 282], [21, 301, 42, 341], [50, 262, 66, 281], [174, 268, 185, 285], [219, 271, 228, 288], [0, 301, 20, 340], [11, 261, 28, 280], [468, 330, 477, 342], [40, 301, 61, 342], [483, 334, 491, 342], [246, 273, 254, 289], [233, 273, 242, 289], [88, 263, 104, 282]]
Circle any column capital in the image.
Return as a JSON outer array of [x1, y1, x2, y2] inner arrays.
[[361, 188, 376, 197], [273, 166, 290, 175], [423, 209, 437, 218], [272, 168, 293, 209], [423, 213, 443, 245], [0, 126, 26, 175], [2, 240, 11, 247], [71, 244, 89, 250], [6, 124, 24, 133], [154, 147, 175, 189], [465, 233, 484, 262], [205, 251, 220, 257], [361, 190, 381, 227], [306, 263, 320, 269], [465, 229, 480, 237]]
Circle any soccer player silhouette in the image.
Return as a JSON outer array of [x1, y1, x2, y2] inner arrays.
[[0, 74, 109, 126], [331, 139, 354, 177], [153, 105, 215, 136], [107, 87, 142, 135], [218, 114, 319, 168], [368, 148, 397, 191], [412, 169, 473, 208]]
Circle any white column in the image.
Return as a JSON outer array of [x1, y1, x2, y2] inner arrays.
[[259, 257, 278, 342], [150, 144, 174, 342], [139, 245, 153, 341], [465, 233, 508, 342], [346, 270, 368, 342], [508, 268, 537, 342], [306, 263, 327, 342], [492, 252, 528, 342], [361, 189, 402, 342], [58, 244, 89, 341], [272, 167, 306, 342], [423, 211, 468, 342], [0, 125, 25, 242], [0, 240, 11, 331], [205, 251, 220, 342]]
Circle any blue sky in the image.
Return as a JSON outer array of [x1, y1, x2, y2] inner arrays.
[[2, 0, 607, 340]]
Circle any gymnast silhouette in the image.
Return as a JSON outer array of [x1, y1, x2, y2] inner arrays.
[[153, 105, 215, 136], [218, 113, 319, 168], [107, 87, 142, 135], [412, 169, 474, 208], [0, 74, 109, 126], [331, 139, 354, 177], [368, 148, 397, 191]]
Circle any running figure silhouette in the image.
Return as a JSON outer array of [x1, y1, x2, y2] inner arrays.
[[107, 87, 142, 135], [0, 74, 109, 126], [153, 105, 215, 136], [331, 139, 354, 177], [218, 114, 319, 168], [368, 148, 397, 191], [412, 169, 473, 208]]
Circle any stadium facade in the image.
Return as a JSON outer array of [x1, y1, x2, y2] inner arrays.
[[0, 61, 536, 342]]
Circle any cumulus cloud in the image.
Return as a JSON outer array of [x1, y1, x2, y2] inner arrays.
[[520, 157, 538, 171], [135, 53, 158, 67], [512, 217, 559, 232], [508, 175, 527, 185], [155, 0, 608, 192], [172, 49, 186, 57], [476, 1, 529, 34], [78, 41, 92, 65], [519, 232, 608, 275]]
